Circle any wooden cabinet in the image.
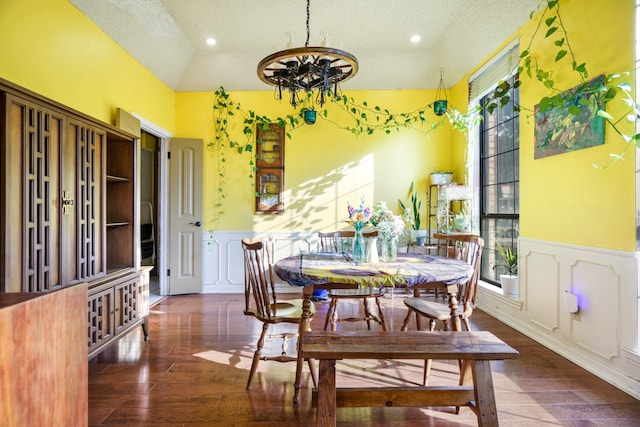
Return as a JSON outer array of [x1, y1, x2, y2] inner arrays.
[[255, 124, 285, 214], [0, 78, 148, 359], [87, 269, 149, 359], [0, 286, 88, 426], [2, 93, 67, 292]]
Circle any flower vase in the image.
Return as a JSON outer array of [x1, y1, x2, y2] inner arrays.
[[352, 225, 366, 264], [366, 236, 379, 263], [380, 237, 398, 262]]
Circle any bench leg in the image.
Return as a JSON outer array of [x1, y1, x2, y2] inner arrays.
[[472, 360, 499, 427], [316, 359, 337, 427]]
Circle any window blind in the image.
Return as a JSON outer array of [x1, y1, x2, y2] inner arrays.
[[468, 41, 520, 102]]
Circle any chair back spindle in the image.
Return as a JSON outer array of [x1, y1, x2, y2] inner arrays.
[[318, 230, 378, 253], [432, 233, 484, 309], [242, 236, 277, 320]]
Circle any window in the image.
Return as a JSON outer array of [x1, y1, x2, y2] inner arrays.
[[478, 74, 520, 287]]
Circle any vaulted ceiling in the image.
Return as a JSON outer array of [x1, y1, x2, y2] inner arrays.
[[69, 0, 540, 92]]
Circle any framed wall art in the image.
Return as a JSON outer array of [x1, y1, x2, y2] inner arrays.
[[534, 75, 605, 159]]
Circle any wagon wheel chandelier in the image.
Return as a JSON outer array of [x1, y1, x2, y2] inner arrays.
[[256, 0, 358, 108]]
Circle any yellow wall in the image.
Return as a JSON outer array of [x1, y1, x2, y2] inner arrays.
[[1, 0, 635, 250], [176, 90, 452, 232], [518, 0, 635, 250], [449, 0, 636, 251], [0, 0, 175, 132]]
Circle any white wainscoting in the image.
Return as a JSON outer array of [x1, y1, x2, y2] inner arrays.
[[202, 231, 320, 293], [477, 237, 640, 399]]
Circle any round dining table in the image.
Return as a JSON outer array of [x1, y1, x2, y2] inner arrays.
[[275, 251, 473, 289], [275, 252, 473, 331], [275, 251, 474, 403]]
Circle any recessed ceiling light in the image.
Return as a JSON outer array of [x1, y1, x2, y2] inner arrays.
[[206, 38, 217, 46], [410, 34, 421, 43]]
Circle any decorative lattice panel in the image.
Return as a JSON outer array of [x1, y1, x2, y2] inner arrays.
[[116, 277, 139, 331], [24, 105, 61, 292], [87, 289, 112, 349], [76, 124, 102, 280]]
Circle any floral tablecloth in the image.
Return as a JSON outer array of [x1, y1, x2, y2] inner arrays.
[[274, 252, 473, 288]]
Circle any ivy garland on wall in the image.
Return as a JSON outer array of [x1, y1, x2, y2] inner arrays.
[[210, 0, 639, 224], [209, 88, 463, 222]]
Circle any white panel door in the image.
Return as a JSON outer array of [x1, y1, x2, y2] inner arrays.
[[168, 138, 203, 295]]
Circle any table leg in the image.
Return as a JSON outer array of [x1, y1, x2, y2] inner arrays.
[[294, 284, 315, 404], [446, 283, 462, 331], [316, 359, 337, 427]]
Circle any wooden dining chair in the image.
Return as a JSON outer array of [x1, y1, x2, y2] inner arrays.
[[400, 234, 484, 385], [242, 236, 317, 390], [317, 230, 387, 331], [318, 230, 356, 253]]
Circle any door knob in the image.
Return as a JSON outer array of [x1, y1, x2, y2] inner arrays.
[[190, 221, 202, 227]]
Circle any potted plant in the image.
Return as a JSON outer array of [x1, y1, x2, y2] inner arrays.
[[430, 170, 454, 186], [399, 182, 426, 246], [493, 241, 518, 298]]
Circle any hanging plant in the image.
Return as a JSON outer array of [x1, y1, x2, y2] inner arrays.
[[433, 71, 449, 116], [209, 88, 454, 222]]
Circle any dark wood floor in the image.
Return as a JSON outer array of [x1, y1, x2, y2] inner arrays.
[[88, 292, 640, 426]]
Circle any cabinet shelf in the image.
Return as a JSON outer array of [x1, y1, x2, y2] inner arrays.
[[106, 175, 129, 183], [428, 184, 471, 242], [107, 222, 130, 227]]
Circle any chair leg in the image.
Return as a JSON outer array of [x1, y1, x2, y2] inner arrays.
[[462, 317, 470, 331], [412, 289, 423, 330], [374, 297, 387, 331], [423, 358, 433, 386], [247, 323, 269, 390], [330, 298, 339, 331], [323, 298, 337, 331], [307, 357, 318, 387], [362, 297, 372, 330], [400, 307, 413, 331]]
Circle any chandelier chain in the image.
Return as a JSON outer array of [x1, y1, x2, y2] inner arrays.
[[305, 0, 310, 48]]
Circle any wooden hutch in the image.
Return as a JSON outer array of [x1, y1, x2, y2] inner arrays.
[[0, 78, 149, 360]]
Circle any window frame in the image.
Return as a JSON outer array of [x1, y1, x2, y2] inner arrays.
[[477, 73, 520, 288]]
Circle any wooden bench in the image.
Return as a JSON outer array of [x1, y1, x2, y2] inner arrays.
[[301, 330, 519, 427]]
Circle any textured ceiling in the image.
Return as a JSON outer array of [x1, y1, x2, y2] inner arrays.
[[69, 0, 540, 92]]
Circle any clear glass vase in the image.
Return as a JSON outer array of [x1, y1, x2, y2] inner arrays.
[[366, 236, 379, 263], [380, 237, 398, 262], [352, 225, 366, 264]]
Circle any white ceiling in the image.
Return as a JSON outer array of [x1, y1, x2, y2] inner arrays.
[[68, 0, 540, 92]]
